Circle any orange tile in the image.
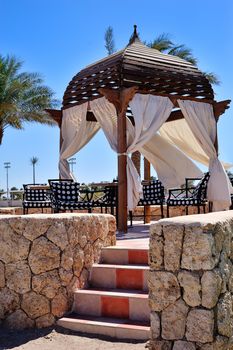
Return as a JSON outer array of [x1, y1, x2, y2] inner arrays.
[[116, 269, 143, 290], [101, 296, 129, 318], [128, 250, 148, 264]]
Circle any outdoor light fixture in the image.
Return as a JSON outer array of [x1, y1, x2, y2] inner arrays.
[[68, 157, 76, 173]]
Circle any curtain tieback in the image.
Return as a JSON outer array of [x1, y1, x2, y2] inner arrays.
[[117, 153, 128, 156]]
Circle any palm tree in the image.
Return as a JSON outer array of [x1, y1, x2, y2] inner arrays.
[[0, 55, 58, 145], [104, 26, 116, 55], [30, 156, 39, 184]]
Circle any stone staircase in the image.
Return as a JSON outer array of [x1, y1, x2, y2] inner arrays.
[[57, 239, 150, 340]]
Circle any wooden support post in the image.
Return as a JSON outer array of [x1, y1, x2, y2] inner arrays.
[[144, 157, 151, 223], [99, 87, 138, 233], [117, 108, 128, 232]]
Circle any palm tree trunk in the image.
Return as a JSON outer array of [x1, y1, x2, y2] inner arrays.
[[131, 151, 141, 176]]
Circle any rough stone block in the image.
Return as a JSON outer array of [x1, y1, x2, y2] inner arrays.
[[181, 227, 216, 270], [21, 291, 50, 319], [0, 221, 30, 264], [163, 224, 183, 271], [178, 271, 201, 307], [0, 287, 19, 319], [150, 312, 160, 339], [201, 270, 222, 308], [149, 235, 164, 269], [186, 309, 214, 343], [46, 221, 69, 250], [0, 261, 5, 288], [28, 236, 60, 274], [36, 313, 55, 328], [23, 218, 52, 241], [5, 261, 31, 294], [149, 271, 180, 311], [173, 341, 196, 350], [51, 289, 69, 317], [217, 292, 233, 337], [150, 223, 163, 237], [147, 340, 172, 350], [4, 310, 34, 330], [32, 270, 60, 299], [161, 298, 188, 340]]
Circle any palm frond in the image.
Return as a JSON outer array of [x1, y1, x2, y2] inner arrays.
[[203, 72, 221, 85], [147, 33, 173, 52], [0, 54, 58, 143]]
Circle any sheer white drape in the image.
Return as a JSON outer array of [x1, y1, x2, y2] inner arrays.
[[140, 134, 203, 189], [127, 94, 174, 209], [59, 103, 100, 179], [91, 94, 174, 210], [178, 99, 232, 211], [160, 118, 232, 170]]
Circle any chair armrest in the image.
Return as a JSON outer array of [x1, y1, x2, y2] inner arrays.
[[168, 188, 188, 200]]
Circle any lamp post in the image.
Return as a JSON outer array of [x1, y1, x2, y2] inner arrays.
[[68, 157, 76, 173], [4, 162, 11, 199]]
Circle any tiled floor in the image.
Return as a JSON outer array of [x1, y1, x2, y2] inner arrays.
[[116, 222, 151, 241]]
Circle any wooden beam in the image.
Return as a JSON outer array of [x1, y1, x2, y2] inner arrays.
[[213, 100, 231, 120], [137, 90, 215, 105], [99, 86, 138, 233], [45, 109, 62, 127]]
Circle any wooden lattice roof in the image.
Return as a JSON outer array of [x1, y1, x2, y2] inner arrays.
[[63, 26, 214, 110]]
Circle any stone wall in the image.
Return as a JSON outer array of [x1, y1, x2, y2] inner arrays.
[[0, 205, 205, 219], [0, 213, 116, 329], [148, 211, 233, 350]]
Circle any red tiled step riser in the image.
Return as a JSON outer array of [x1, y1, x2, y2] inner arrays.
[[90, 265, 149, 291], [101, 248, 148, 265], [73, 292, 150, 321]]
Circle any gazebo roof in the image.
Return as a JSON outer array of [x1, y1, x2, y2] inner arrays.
[[63, 26, 214, 110]]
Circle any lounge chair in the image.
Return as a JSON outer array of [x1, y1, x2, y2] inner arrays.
[[166, 172, 210, 218], [23, 184, 51, 214]]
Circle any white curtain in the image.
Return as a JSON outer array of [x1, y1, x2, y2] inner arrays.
[[178, 99, 232, 211], [59, 103, 100, 179], [160, 118, 232, 170], [127, 94, 174, 209], [140, 134, 203, 189], [91, 94, 174, 211]]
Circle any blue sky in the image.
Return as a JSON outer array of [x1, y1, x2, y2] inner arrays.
[[0, 0, 232, 189]]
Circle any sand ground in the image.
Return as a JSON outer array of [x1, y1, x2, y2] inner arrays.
[[0, 326, 147, 350]]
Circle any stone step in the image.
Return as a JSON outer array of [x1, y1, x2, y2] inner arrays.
[[73, 289, 150, 322], [57, 315, 150, 340], [89, 264, 149, 291], [101, 246, 148, 265]]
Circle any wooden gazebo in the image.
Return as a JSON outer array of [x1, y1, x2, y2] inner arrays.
[[48, 26, 230, 232]]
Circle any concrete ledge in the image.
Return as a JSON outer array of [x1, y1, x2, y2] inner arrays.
[[0, 213, 116, 329]]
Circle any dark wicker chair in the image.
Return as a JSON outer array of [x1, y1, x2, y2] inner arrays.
[[49, 181, 93, 213], [93, 185, 118, 220], [166, 172, 210, 218], [130, 180, 165, 225], [23, 184, 51, 214]]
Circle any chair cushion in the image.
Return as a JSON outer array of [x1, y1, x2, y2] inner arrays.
[[23, 200, 51, 208], [138, 198, 163, 206], [167, 198, 206, 206], [52, 200, 93, 210], [50, 182, 80, 202], [24, 188, 49, 202]]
